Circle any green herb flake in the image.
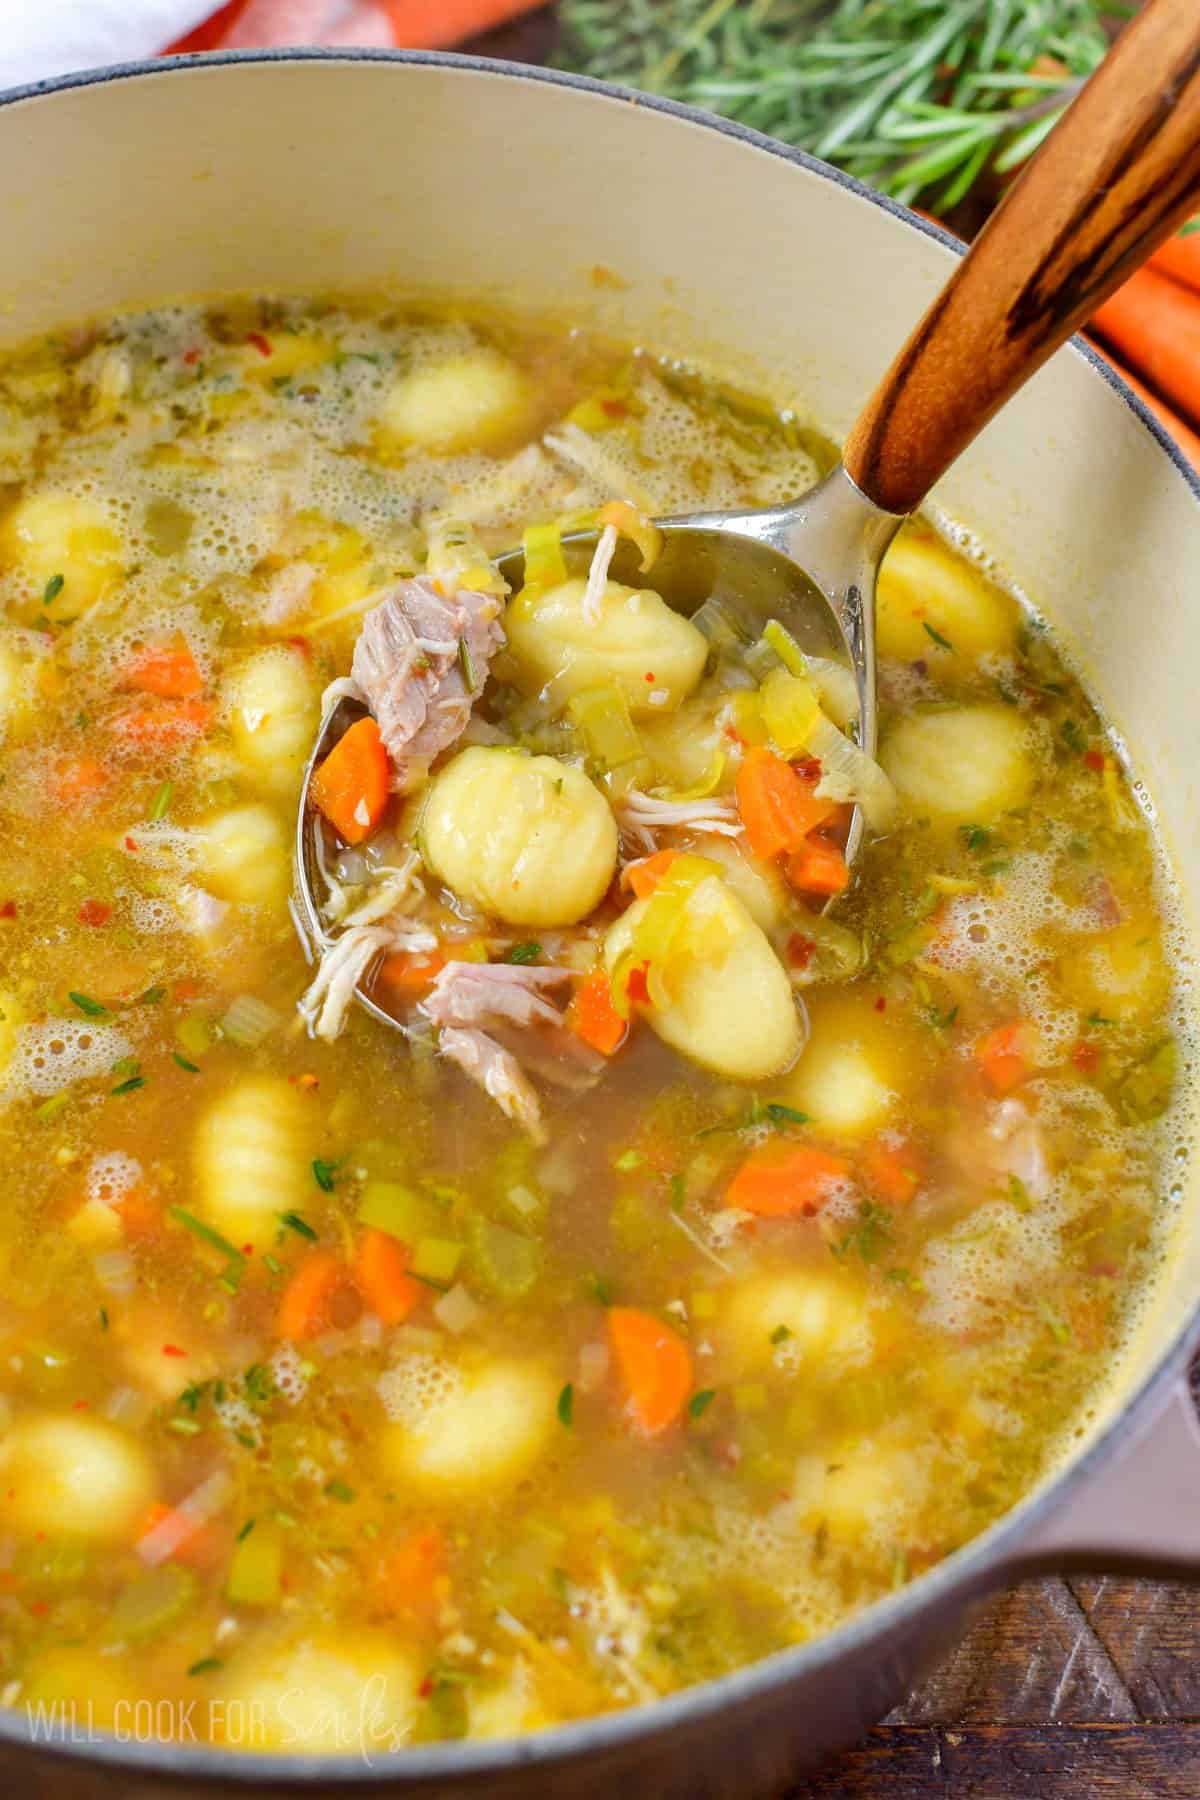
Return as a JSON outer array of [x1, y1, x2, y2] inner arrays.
[[1061, 718, 1086, 753], [187, 1658, 223, 1677], [922, 621, 954, 651], [961, 824, 992, 853], [766, 1102, 810, 1127], [557, 1382, 574, 1428], [173, 1052, 200, 1073], [149, 780, 173, 823], [137, 985, 167, 1005], [325, 1478, 356, 1504], [34, 1091, 72, 1122], [587, 1274, 614, 1305], [311, 1159, 340, 1194], [689, 1389, 716, 1420], [236, 1518, 255, 1542], [507, 942, 542, 965], [42, 573, 64, 606], [613, 1148, 644, 1172], [168, 1205, 244, 1263], [1006, 1172, 1033, 1213], [69, 991, 108, 1017], [98, 1307, 109, 1331], [769, 1324, 792, 1345], [458, 638, 477, 694], [110, 1074, 146, 1096], [280, 1209, 318, 1240]]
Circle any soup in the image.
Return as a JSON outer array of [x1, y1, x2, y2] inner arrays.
[[0, 298, 1187, 1754]]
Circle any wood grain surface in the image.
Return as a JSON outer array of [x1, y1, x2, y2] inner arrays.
[[463, 9, 1200, 1795]]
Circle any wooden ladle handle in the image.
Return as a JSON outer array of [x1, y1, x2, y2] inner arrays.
[[844, 0, 1200, 517]]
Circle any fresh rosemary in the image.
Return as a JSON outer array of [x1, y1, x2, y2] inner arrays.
[[556, 0, 1125, 211]]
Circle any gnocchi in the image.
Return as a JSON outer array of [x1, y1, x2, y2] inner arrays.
[[790, 1439, 929, 1541], [605, 876, 801, 1081], [193, 1076, 312, 1251], [695, 835, 786, 932], [376, 348, 534, 455], [377, 1359, 557, 1495], [722, 1268, 874, 1371], [781, 990, 926, 1136], [881, 704, 1035, 825], [0, 632, 35, 738], [505, 577, 708, 717], [0, 491, 121, 622], [1055, 917, 1169, 1022], [877, 525, 1016, 665], [218, 1632, 419, 1752], [198, 803, 289, 907], [420, 747, 618, 928], [0, 1412, 154, 1540], [224, 647, 318, 797]]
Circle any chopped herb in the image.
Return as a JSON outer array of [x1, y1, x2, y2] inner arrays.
[[68, 991, 107, 1017], [885, 1267, 915, 1287], [507, 941, 543, 965], [765, 1102, 811, 1127], [168, 1204, 244, 1263], [557, 1382, 574, 1427], [613, 1148, 644, 1172], [769, 1324, 792, 1345], [167, 1416, 202, 1436], [234, 1429, 257, 1450], [149, 780, 173, 822], [689, 1389, 716, 1419], [311, 1158, 340, 1193], [1037, 1300, 1071, 1344], [1061, 718, 1086, 753], [173, 1052, 200, 1073], [961, 824, 992, 853], [325, 1478, 356, 1504], [458, 638, 477, 694], [34, 1091, 72, 1122], [263, 1254, 283, 1276], [137, 985, 167, 1005], [112, 1056, 140, 1078], [42, 573, 64, 606], [981, 858, 1012, 877], [187, 1658, 222, 1677], [833, 1200, 894, 1265], [243, 1363, 275, 1405], [236, 1518, 255, 1542], [98, 1307, 109, 1331], [1006, 1172, 1032, 1213], [668, 1173, 686, 1211], [110, 1074, 146, 1096], [587, 1274, 613, 1305], [926, 1002, 959, 1033], [280, 1209, 318, 1240], [923, 621, 954, 651], [1086, 1011, 1115, 1027]]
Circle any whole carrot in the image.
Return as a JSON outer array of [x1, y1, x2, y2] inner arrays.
[[1090, 267, 1200, 430], [1085, 337, 1200, 474], [1150, 227, 1200, 297], [381, 0, 547, 48]]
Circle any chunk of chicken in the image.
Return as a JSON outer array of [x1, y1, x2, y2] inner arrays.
[[351, 577, 504, 792]]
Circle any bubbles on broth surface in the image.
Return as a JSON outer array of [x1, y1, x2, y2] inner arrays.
[[5, 1019, 134, 1098], [85, 1150, 142, 1207]]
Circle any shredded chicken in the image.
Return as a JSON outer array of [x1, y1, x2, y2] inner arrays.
[[543, 424, 656, 513], [437, 1026, 548, 1143], [261, 559, 317, 626], [351, 576, 505, 792], [297, 925, 393, 1042], [323, 846, 424, 929], [614, 788, 742, 857], [422, 961, 571, 1032], [582, 523, 618, 625]]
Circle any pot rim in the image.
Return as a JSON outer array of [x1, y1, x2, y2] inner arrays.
[[0, 44, 1196, 1786]]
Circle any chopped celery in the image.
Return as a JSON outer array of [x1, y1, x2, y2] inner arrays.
[[652, 750, 727, 802], [566, 388, 628, 432], [109, 1564, 198, 1645], [357, 1180, 430, 1243], [412, 1237, 464, 1284], [763, 618, 809, 677], [725, 689, 769, 747], [226, 1523, 283, 1607], [758, 667, 821, 755], [568, 684, 643, 772], [175, 1014, 212, 1058], [522, 521, 567, 591], [469, 1216, 542, 1300]]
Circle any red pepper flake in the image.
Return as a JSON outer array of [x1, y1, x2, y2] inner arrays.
[[30, 1601, 48, 1617], [418, 1675, 434, 1700], [77, 899, 112, 927], [246, 331, 272, 358], [287, 635, 312, 659], [0, 900, 15, 919], [124, 835, 138, 853], [242, 1244, 254, 1256], [600, 398, 627, 418], [1072, 1040, 1100, 1075], [174, 978, 201, 1001], [162, 1343, 188, 1358], [724, 724, 746, 745], [644, 671, 656, 682], [786, 934, 815, 970], [182, 347, 201, 366], [71, 1398, 90, 1411], [1083, 749, 1105, 773], [626, 963, 651, 1005], [874, 996, 887, 1013]]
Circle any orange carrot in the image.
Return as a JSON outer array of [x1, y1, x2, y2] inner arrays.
[[726, 1144, 850, 1219], [355, 1228, 423, 1326], [862, 1138, 924, 1207], [976, 1024, 1029, 1095], [52, 755, 108, 804], [375, 949, 447, 1003], [625, 848, 681, 900], [786, 838, 850, 897], [116, 1186, 164, 1239], [568, 969, 628, 1057], [276, 1249, 341, 1341], [1091, 267, 1200, 428], [310, 717, 390, 846], [136, 1501, 212, 1566], [1150, 227, 1200, 296], [380, 0, 547, 52], [125, 640, 203, 699], [1086, 336, 1200, 471], [607, 1307, 693, 1438], [378, 1525, 449, 1625], [736, 746, 834, 861], [112, 699, 214, 746]]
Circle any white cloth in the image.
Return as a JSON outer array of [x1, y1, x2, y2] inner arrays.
[[0, 0, 214, 91]]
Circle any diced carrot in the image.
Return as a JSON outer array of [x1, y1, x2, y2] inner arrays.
[[355, 1228, 423, 1327], [976, 1024, 1029, 1095], [112, 699, 214, 746], [116, 1186, 163, 1238], [125, 640, 203, 699], [276, 1249, 341, 1341], [568, 969, 628, 1056], [736, 746, 835, 861], [136, 1501, 211, 1566], [378, 1525, 449, 1626], [52, 756, 108, 804], [1072, 1040, 1100, 1076], [625, 848, 680, 901], [310, 716, 390, 846], [375, 949, 447, 1004], [786, 837, 850, 897], [625, 962, 651, 1006], [726, 1144, 850, 1218], [607, 1307, 693, 1438], [862, 1138, 924, 1207]]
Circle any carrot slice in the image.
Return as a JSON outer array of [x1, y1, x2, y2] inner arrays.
[[113, 699, 215, 746], [378, 1525, 449, 1625], [355, 1228, 423, 1326], [607, 1307, 693, 1438], [862, 1138, 924, 1207], [736, 746, 834, 860], [625, 848, 681, 900], [568, 969, 628, 1056], [976, 1024, 1029, 1095], [726, 1144, 850, 1218], [126, 640, 203, 699], [375, 949, 447, 1004], [310, 716, 390, 846], [276, 1249, 341, 1341], [1091, 267, 1200, 429], [786, 838, 850, 897]]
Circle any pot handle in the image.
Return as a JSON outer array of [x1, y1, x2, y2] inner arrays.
[[844, 0, 1200, 516], [1011, 1378, 1200, 1579]]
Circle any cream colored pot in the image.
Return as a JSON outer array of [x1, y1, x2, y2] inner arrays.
[[0, 50, 1198, 1799]]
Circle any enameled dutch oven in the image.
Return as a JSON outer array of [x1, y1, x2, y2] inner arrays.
[[1, 50, 1199, 1800]]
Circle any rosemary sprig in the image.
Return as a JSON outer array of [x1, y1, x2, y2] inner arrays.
[[556, 0, 1122, 211]]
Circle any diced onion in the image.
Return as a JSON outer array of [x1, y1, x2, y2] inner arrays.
[[805, 656, 860, 730], [522, 520, 568, 592], [433, 1283, 483, 1335], [808, 713, 899, 829], [219, 994, 283, 1047], [135, 1469, 234, 1568], [651, 750, 727, 803], [94, 1249, 135, 1296], [359, 1312, 384, 1350], [759, 668, 820, 755], [578, 1342, 610, 1394], [690, 596, 748, 649]]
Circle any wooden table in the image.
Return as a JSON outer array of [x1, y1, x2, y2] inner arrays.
[[461, 10, 1200, 1793]]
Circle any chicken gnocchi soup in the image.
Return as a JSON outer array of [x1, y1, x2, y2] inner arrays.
[[0, 297, 1188, 1754]]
